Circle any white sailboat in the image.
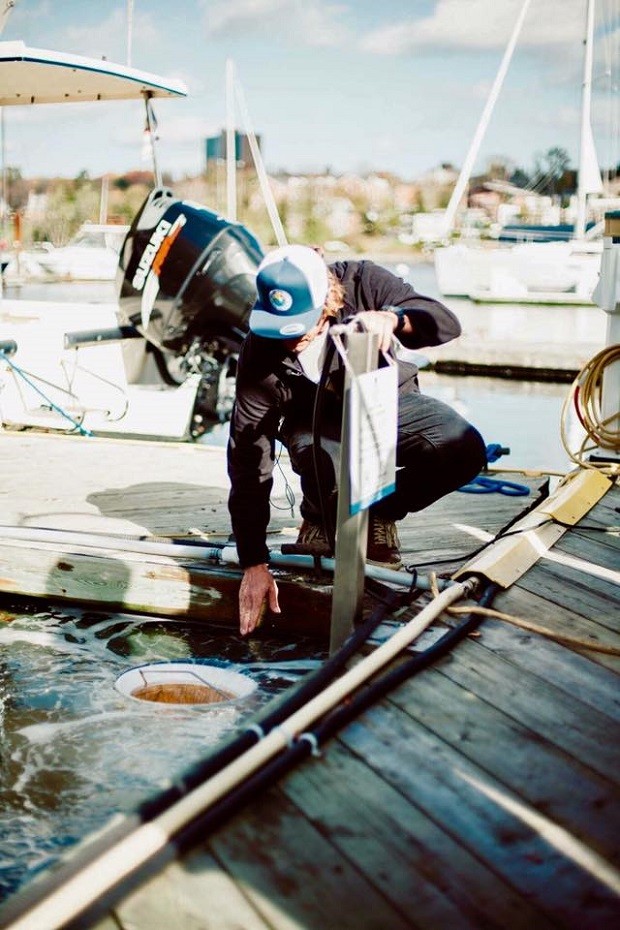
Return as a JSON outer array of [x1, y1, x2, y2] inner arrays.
[[434, 0, 611, 306], [3, 222, 131, 282]]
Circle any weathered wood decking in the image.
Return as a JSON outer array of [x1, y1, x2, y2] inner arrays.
[[0, 430, 618, 929], [0, 430, 550, 634]]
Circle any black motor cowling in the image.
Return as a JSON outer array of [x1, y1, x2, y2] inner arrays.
[[116, 187, 264, 353]]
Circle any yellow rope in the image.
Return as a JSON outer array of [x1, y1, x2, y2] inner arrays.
[[561, 344, 620, 477], [428, 572, 619, 656], [447, 603, 620, 656]]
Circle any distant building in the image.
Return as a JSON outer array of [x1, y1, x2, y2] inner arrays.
[[205, 130, 260, 168]]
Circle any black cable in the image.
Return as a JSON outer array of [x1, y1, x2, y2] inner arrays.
[[311, 333, 338, 552], [174, 581, 500, 848], [138, 581, 407, 819], [403, 518, 556, 571], [311, 580, 499, 739]]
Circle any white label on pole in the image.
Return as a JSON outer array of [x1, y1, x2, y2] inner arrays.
[[349, 364, 397, 514]]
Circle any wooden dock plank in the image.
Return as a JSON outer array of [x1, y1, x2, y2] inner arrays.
[[385, 670, 620, 861], [0, 541, 332, 636], [515, 562, 619, 632], [553, 533, 620, 582], [341, 700, 620, 930], [490, 584, 620, 672], [110, 850, 273, 930], [552, 510, 620, 567], [280, 739, 554, 930], [470, 619, 620, 719], [434, 638, 620, 784], [205, 788, 415, 930]]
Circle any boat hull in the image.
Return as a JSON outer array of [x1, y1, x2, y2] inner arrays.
[[434, 241, 602, 305]]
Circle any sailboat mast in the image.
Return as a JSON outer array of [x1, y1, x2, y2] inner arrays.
[[144, 93, 161, 187], [226, 58, 237, 222], [442, 0, 532, 235], [575, 0, 596, 240]]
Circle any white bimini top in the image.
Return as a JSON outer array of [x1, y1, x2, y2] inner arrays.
[[0, 41, 187, 106]]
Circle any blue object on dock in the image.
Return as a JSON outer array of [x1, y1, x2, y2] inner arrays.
[[458, 442, 530, 496], [484, 443, 510, 464], [458, 475, 530, 496]]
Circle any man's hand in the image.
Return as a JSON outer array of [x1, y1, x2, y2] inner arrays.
[[239, 563, 281, 636], [356, 310, 403, 354]]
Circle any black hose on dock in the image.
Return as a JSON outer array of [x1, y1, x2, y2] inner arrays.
[[170, 581, 500, 853], [139, 578, 407, 819]]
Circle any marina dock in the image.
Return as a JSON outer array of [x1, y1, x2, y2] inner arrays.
[[422, 297, 607, 380], [0, 429, 618, 929], [1, 5, 618, 926]]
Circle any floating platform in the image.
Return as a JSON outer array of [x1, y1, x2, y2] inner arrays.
[[469, 287, 596, 306], [0, 430, 618, 929]]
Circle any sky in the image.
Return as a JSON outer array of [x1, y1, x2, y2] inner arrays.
[[1, 0, 619, 182]]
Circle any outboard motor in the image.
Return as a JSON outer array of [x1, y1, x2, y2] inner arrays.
[[117, 187, 264, 427]]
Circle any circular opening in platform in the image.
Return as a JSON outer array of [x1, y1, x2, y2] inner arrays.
[[115, 662, 257, 706]]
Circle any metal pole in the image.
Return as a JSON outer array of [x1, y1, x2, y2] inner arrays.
[[1, 106, 6, 292], [0, 1, 15, 37], [1, 108, 5, 229], [442, 0, 531, 235], [329, 330, 379, 654], [99, 174, 109, 225], [225, 59, 237, 222], [144, 94, 161, 187], [594, 211, 620, 458], [575, 0, 597, 240], [233, 76, 287, 246]]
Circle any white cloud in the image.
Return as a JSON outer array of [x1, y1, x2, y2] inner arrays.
[[200, 0, 348, 46], [59, 8, 161, 64], [360, 0, 586, 55]]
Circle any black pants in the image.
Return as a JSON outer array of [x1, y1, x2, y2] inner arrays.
[[281, 390, 486, 525]]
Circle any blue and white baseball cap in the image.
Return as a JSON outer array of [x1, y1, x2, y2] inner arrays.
[[249, 244, 329, 339]]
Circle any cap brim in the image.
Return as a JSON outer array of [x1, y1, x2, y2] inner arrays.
[[249, 303, 323, 339]]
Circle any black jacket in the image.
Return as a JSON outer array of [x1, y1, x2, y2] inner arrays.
[[227, 260, 461, 568]]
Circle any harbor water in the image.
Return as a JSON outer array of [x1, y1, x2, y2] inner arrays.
[[0, 261, 598, 902], [2, 265, 594, 473], [0, 605, 325, 902]]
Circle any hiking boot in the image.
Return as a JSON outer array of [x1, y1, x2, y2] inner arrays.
[[281, 520, 332, 556], [367, 514, 402, 569]]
